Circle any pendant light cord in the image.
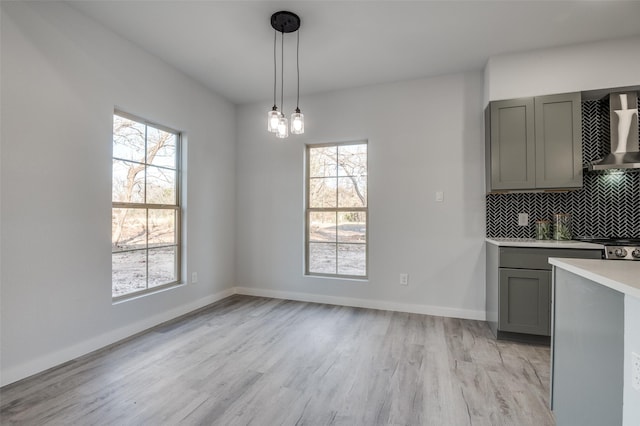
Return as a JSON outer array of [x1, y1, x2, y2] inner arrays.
[[280, 30, 284, 114], [296, 30, 300, 110], [272, 29, 277, 109]]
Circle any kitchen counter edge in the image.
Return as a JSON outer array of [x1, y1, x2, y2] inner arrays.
[[485, 238, 604, 250], [549, 257, 640, 299]]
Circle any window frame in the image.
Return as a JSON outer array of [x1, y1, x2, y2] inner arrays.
[[112, 110, 182, 301], [305, 141, 369, 279]]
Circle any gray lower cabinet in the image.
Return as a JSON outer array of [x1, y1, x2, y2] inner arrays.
[[499, 268, 550, 335], [486, 92, 582, 192], [486, 244, 602, 341]]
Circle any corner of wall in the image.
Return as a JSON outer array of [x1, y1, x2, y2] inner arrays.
[[0, 288, 235, 387], [482, 58, 492, 108]]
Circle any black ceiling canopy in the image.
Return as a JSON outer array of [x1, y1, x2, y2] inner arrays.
[[270, 11, 300, 33]]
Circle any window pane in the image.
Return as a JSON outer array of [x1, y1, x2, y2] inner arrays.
[[309, 243, 337, 274], [148, 209, 176, 247], [112, 208, 147, 252], [337, 177, 367, 208], [338, 144, 367, 177], [112, 112, 181, 298], [309, 177, 337, 208], [112, 250, 147, 297], [309, 146, 337, 177], [148, 246, 177, 288], [112, 160, 144, 203], [147, 126, 177, 168], [306, 142, 367, 278], [338, 212, 366, 243], [113, 115, 146, 162], [337, 244, 366, 276], [147, 166, 176, 205], [309, 212, 336, 242]]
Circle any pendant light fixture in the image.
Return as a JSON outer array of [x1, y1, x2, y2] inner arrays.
[[267, 11, 304, 138]]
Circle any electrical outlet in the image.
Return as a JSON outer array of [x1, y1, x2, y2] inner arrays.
[[400, 273, 408, 286], [191, 272, 198, 284], [518, 213, 529, 226], [632, 352, 640, 391]]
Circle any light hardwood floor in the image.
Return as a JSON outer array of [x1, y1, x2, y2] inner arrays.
[[0, 295, 554, 425]]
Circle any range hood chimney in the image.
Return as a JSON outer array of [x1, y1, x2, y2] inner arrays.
[[589, 91, 640, 170]]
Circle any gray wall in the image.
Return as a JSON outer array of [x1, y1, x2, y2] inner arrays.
[[235, 72, 487, 319], [484, 36, 640, 105], [1, 2, 237, 384]]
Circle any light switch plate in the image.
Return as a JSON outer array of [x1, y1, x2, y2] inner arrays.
[[400, 273, 408, 286], [435, 191, 444, 202]]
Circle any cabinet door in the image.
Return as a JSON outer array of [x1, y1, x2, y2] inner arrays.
[[534, 93, 583, 189], [490, 98, 535, 190], [499, 268, 550, 336]]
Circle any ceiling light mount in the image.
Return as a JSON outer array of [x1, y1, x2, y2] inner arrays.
[[271, 11, 300, 33]]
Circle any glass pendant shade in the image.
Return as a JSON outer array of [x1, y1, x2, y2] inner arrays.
[[276, 116, 289, 138], [267, 109, 280, 133], [291, 110, 304, 134]]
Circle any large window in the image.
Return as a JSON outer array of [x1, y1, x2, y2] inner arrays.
[[306, 142, 368, 278], [112, 111, 181, 299]]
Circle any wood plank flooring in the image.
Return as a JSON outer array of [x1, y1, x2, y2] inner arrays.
[[0, 295, 554, 425]]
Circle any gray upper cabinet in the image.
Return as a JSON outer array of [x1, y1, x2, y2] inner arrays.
[[489, 98, 536, 190], [534, 93, 583, 188], [486, 92, 582, 192]]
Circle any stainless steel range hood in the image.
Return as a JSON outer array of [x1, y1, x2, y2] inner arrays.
[[589, 91, 640, 170]]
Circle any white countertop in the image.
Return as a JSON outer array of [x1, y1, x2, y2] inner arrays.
[[549, 257, 640, 299], [486, 237, 604, 250]]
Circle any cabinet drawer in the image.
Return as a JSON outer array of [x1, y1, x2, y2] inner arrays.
[[499, 247, 602, 270]]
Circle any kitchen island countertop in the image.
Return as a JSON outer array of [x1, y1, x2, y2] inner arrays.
[[486, 237, 604, 250], [548, 257, 640, 299]]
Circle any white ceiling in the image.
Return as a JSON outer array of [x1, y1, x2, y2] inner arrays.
[[67, 1, 640, 105]]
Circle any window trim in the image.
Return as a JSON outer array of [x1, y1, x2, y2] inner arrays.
[[305, 140, 369, 279], [112, 110, 182, 301]]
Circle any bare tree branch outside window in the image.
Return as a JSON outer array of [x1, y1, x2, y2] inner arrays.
[[111, 112, 180, 298], [306, 142, 367, 277]]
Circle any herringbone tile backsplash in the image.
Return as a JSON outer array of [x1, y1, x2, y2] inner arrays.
[[486, 99, 640, 239]]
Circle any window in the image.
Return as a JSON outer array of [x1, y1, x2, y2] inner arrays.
[[306, 142, 368, 278], [111, 111, 181, 299]]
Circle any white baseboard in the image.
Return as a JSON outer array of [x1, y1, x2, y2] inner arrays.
[[0, 287, 235, 387], [234, 286, 486, 321], [1, 286, 485, 387]]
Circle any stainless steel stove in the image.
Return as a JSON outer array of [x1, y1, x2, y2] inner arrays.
[[577, 237, 640, 260]]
